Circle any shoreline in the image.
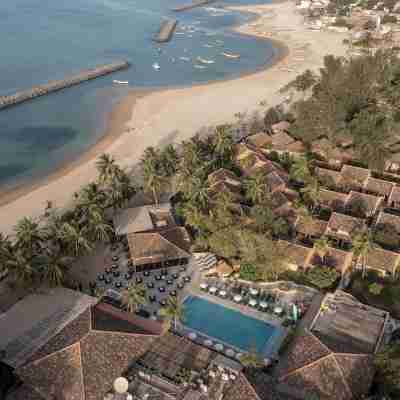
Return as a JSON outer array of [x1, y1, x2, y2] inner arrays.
[[0, 1, 347, 234], [0, 7, 289, 209]]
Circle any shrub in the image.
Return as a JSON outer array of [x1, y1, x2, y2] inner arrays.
[[364, 19, 377, 30], [239, 263, 259, 281], [332, 17, 353, 29], [306, 266, 340, 290], [369, 282, 384, 295]]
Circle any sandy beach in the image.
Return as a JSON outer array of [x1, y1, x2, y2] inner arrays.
[[0, 1, 347, 235]]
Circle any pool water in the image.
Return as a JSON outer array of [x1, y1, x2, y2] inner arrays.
[[182, 296, 282, 354]]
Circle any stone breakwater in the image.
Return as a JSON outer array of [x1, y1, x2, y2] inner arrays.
[[172, 0, 214, 12], [153, 19, 178, 43], [0, 61, 130, 111]]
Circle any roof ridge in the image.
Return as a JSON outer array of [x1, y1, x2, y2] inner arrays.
[[89, 329, 159, 338], [24, 334, 90, 367], [308, 329, 333, 355], [77, 341, 86, 400], [240, 373, 262, 400], [158, 228, 191, 256], [279, 353, 334, 380], [331, 353, 354, 399]]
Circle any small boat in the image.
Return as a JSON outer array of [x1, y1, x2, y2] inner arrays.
[[221, 52, 240, 59], [179, 56, 190, 61], [152, 63, 160, 70], [194, 64, 206, 69], [175, 32, 185, 35], [197, 56, 215, 64], [203, 44, 214, 48], [113, 80, 129, 84]]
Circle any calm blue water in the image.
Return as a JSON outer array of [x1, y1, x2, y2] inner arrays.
[[0, 0, 276, 191], [183, 296, 278, 353]]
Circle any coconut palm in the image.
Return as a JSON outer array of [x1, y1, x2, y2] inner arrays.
[[122, 282, 146, 313], [314, 237, 329, 265], [213, 125, 233, 165], [86, 210, 113, 243], [96, 153, 117, 183], [60, 222, 93, 256], [290, 156, 311, 183], [6, 250, 36, 287], [301, 177, 321, 213], [14, 217, 43, 255], [244, 173, 268, 205], [160, 144, 178, 176], [351, 231, 374, 279], [0, 233, 12, 265], [159, 296, 185, 331], [39, 249, 72, 287], [142, 161, 167, 206]]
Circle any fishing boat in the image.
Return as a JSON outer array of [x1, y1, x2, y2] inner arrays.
[[152, 62, 160, 70], [113, 80, 129, 84], [221, 52, 240, 59], [179, 56, 190, 61], [197, 56, 215, 64]]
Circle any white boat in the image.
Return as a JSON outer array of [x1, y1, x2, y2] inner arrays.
[[175, 32, 185, 35], [113, 80, 129, 84], [203, 44, 214, 48], [179, 56, 190, 61], [194, 64, 206, 69], [152, 62, 160, 70], [221, 52, 240, 59], [197, 56, 215, 64]]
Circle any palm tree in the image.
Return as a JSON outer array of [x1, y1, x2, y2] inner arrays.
[[85, 208, 113, 243], [142, 161, 167, 206], [314, 237, 329, 265], [0, 233, 12, 265], [6, 250, 35, 287], [244, 173, 268, 205], [14, 217, 43, 255], [122, 282, 146, 313], [159, 296, 185, 331], [60, 222, 93, 256], [351, 231, 374, 279], [213, 125, 233, 165], [301, 177, 321, 213], [39, 249, 72, 287], [96, 153, 117, 183], [290, 156, 311, 183], [160, 144, 178, 176]]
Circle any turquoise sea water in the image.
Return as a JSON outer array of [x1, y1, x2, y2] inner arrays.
[[183, 296, 281, 353], [0, 0, 275, 191]]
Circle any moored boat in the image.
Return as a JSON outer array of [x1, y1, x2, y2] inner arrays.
[[221, 52, 240, 59]]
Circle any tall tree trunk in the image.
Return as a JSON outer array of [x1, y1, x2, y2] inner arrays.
[[153, 187, 158, 207]]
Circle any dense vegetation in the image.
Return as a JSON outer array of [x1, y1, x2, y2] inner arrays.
[[286, 51, 400, 170], [0, 154, 135, 289]]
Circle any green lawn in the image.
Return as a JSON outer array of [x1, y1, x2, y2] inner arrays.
[[348, 271, 400, 318]]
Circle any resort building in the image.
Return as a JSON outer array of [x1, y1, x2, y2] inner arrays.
[[309, 246, 353, 276], [325, 212, 366, 246], [388, 185, 400, 209], [318, 188, 348, 212], [113, 203, 192, 272], [364, 176, 394, 200], [355, 247, 400, 278], [276, 290, 389, 400], [346, 190, 382, 217], [207, 168, 244, 203], [278, 240, 314, 271], [315, 167, 342, 189], [340, 164, 371, 191]]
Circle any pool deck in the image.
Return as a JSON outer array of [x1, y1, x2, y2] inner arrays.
[[179, 260, 289, 359]]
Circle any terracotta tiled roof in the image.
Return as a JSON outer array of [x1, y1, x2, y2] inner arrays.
[[326, 212, 365, 239], [362, 247, 400, 274], [311, 139, 345, 161], [365, 177, 394, 197], [340, 165, 370, 188], [346, 191, 382, 216], [388, 185, 400, 205], [310, 246, 353, 274], [127, 227, 191, 266], [247, 132, 272, 150], [271, 121, 291, 134], [271, 132, 295, 150], [318, 189, 348, 211], [277, 330, 376, 400], [295, 217, 328, 237], [278, 241, 314, 269], [223, 372, 259, 400], [207, 168, 240, 185], [376, 211, 400, 232], [16, 304, 160, 400], [285, 141, 305, 154]]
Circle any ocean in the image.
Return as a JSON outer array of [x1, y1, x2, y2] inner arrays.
[[0, 0, 275, 191]]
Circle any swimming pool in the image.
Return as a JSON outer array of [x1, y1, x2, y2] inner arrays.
[[182, 296, 283, 355]]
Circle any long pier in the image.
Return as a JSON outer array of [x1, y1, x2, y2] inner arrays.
[[0, 61, 130, 111], [171, 0, 214, 12], [153, 19, 178, 43]]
